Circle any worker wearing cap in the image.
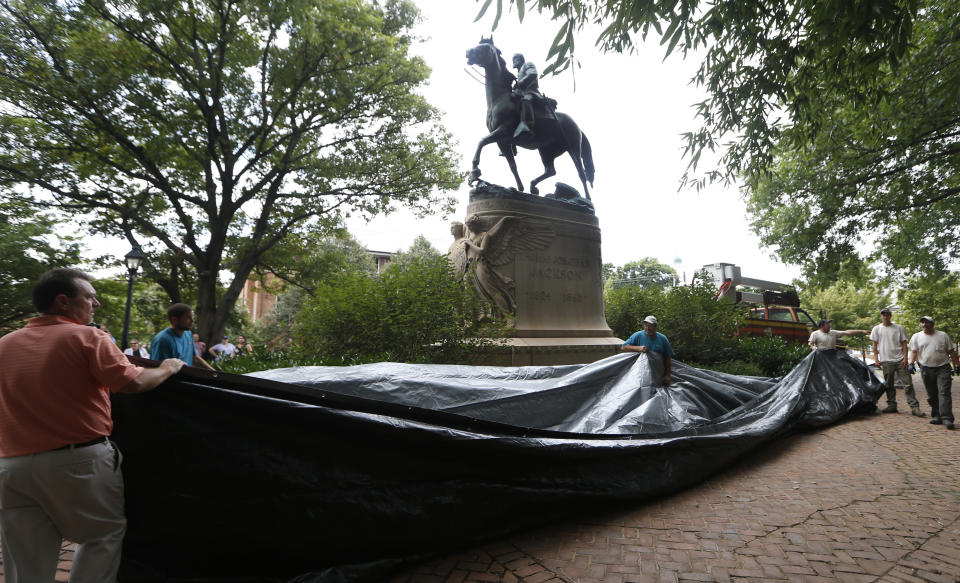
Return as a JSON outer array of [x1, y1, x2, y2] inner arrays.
[[908, 316, 960, 430], [808, 319, 869, 350], [622, 315, 674, 385], [870, 308, 924, 416]]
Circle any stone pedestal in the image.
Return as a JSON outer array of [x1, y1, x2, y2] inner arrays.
[[465, 187, 623, 365]]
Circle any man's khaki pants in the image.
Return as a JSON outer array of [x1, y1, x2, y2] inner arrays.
[[880, 360, 920, 409], [0, 440, 126, 583]]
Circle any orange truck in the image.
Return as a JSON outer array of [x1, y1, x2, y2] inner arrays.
[[702, 263, 818, 344]]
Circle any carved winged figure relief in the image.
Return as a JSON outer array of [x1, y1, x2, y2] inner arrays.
[[450, 213, 555, 323]]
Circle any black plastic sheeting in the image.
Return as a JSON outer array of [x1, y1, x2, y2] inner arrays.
[[112, 349, 883, 582]]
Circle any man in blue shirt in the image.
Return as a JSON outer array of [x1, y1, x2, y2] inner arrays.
[[622, 315, 674, 385], [151, 303, 214, 370]]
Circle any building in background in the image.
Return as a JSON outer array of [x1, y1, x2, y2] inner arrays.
[[369, 250, 394, 274], [240, 274, 279, 322]]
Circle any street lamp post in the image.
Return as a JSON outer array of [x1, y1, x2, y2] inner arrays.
[[121, 245, 145, 351]]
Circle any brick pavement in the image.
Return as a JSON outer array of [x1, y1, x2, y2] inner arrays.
[[390, 378, 960, 583], [2, 379, 958, 583]]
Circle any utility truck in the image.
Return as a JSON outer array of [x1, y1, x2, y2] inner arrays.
[[701, 263, 818, 343]]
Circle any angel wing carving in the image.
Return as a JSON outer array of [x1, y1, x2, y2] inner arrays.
[[475, 215, 556, 268], [460, 214, 556, 323]]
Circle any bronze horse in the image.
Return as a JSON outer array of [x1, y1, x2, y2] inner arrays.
[[465, 39, 595, 200]]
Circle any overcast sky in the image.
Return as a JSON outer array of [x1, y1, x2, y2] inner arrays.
[[346, 0, 803, 285]]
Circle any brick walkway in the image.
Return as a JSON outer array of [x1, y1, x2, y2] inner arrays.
[[2, 379, 958, 583], [390, 378, 960, 583]]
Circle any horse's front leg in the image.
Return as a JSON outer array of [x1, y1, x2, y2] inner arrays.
[[498, 141, 524, 191], [529, 152, 557, 196], [470, 126, 512, 185]]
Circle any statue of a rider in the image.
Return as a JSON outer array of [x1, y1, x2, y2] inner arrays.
[[511, 53, 541, 138]]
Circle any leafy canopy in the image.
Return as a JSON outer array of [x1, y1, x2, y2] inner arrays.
[[0, 0, 461, 341], [898, 274, 960, 342], [476, 0, 917, 187], [0, 200, 82, 334], [746, 0, 960, 278], [254, 231, 376, 344]]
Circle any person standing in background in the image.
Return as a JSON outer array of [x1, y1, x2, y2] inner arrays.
[[193, 332, 206, 361], [208, 335, 238, 362], [908, 316, 960, 430], [236, 334, 254, 356], [808, 319, 868, 350], [123, 339, 149, 359], [151, 304, 214, 370], [870, 308, 924, 416]]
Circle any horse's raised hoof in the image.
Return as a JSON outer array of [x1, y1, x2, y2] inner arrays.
[[530, 186, 539, 196], [468, 168, 482, 185]]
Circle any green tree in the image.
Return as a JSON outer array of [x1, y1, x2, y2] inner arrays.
[[0, 0, 461, 342], [746, 0, 960, 278], [899, 274, 960, 341], [0, 201, 82, 334], [294, 256, 499, 363], [256, 231, 376, 296], [387, 234, 441, 272], [477, 0, 917, 187], [88, 278, 171, 344], [606, 257, 677, 288], [256, 233, 377, 345]]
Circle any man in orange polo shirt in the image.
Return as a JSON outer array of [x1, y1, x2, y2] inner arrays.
[[0, 268, 185, 582]]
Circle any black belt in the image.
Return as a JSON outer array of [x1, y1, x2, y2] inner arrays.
[[52, 436, 108, 451]]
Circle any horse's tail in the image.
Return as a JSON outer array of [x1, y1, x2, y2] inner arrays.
[[580, 132, 595, 186]]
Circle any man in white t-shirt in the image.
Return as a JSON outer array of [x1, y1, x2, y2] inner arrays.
[[870, 309, 924, 416], [908, 316, 960, 430], [808, 319, 868, 350]]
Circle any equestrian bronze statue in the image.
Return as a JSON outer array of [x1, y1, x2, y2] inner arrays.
[[465, 38, 595, 200]]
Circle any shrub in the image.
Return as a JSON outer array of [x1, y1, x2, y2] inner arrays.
[[727, 336, 810, 377], [605, 279, 746, 363], [292, 256, 504, 364], [214, 349, 318, 374]]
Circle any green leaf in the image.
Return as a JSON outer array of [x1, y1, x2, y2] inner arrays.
[[546, 20, 570, 60], [474, 0, 494, 23]]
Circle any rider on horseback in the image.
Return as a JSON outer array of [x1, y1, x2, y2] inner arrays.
[[511, 53, 541, 138]]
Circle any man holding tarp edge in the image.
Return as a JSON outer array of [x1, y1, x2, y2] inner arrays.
[[622, 315, 674, 385], [0, 268, 185, 582]]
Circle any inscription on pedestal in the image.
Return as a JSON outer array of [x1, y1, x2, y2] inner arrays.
[[464, 195, 613, 339]]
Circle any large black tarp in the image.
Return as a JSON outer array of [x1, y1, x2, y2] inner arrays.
[[112, 349, 883, 582]]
